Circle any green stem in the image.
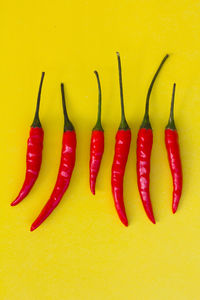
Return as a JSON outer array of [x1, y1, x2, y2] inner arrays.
[[31, 72, 45, 128], [140, 54, 169, 129], [166, 83, 176, 130], [116, 52, 129, 130], [93, 71, 103, 131], [61, 83, 74, 131]]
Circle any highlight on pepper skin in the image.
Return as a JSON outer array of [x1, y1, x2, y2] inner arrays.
[[11, 72, 45, 207], [30, 83, 77, 231], [136, 54, 169, 224], [11, 53, 185, 230], [111, 52, 131, 227], [165, 83, 183, 214], [89, 70, 104, 195]]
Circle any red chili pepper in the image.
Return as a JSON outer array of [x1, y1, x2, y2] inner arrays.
[[11, 72, 45, 206], [165, 83, 182, 213], [89, 71, 104, 195], [137, 54, 169, 224], [30, 83, 76, 231], [111, 52, 131, 226]]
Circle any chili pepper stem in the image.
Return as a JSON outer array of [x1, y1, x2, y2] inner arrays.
[[31, 72, 45, 128], [90, 71, 104, 195], [165, 83, 182, 214], [137, 54, 169, 224], [61, 83, 74, 131], [116, 52, 129, 130], [166, 83, 176, 130], [93, 71, 103, 131], [111, 52, 130, 226], [30, 85, 76, 231], [141, 54, 169, 129]]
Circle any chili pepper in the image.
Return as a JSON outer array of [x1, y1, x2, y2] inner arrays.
[[89, 71, 104, 195], [165, 83, 182, 213], [111, 52, 131, 226], [30, 83, 76, 231], [11, 72, 45, 206], [137, 54, 169, 224]]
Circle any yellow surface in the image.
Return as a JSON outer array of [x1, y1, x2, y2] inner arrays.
[[0, 0, 200, 299]]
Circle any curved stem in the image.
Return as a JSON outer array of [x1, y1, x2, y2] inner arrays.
[[61, 83, 74, 131], [93, 71, 103, 131], [31, 72, 45, 128], [141, 54, 169, 129], [116, 52, 129, 130], [166, 83, 176, 130]]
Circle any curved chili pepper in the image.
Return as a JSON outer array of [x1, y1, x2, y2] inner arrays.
[[111, 52, 131, 226], [30, 83, 76, 231], [89, 71, 104, 195], [11, 72, 45, 206], [137, 54, 169, 224], [165, 83, 182, 213]]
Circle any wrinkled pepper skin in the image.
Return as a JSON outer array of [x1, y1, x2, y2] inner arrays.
[[137, 54, 169, 223], [90, 130, 104, 195], [165, 129, 182, 213], [11, 72, 45, 206], [31, 130, 76, 231], [137, 128, 155, 224], [11, 127, 44, 206], [111, 129, 131, 226]]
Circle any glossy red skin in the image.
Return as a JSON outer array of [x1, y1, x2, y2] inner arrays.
[[89, 130, 104, 195], [111, 129, 131, 226], [137, 128, 155, 224], [165, 129, 182, 213], [30, 130, 76, 231], [11, 127, 44, 206]]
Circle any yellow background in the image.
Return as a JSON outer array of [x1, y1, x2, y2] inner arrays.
[[0, 0, 200, 299]]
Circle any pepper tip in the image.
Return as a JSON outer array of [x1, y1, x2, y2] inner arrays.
[[90, 183, 96, 195], [121, 216, 128, 227], [10, 200, 17, 206], [30, 224, 37, 232], [148, 215, 156, 224], [172, 207, 177, 214]]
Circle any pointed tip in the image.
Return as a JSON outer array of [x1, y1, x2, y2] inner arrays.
[[172, 206, 177, 214], [147, 212, 156, 224], [11, 195, 24, 206], [116, 51, 120, 56], [30, 220, 40, 231], [30, 224, 36, 232], [150, 215, 156, 224], [144, 206, 156, 224], [91, 189, 95, 195], [90, 182, 96, 195], [119, 214, 128, 227], [123, 220, 128, 227], [11, 199, 18, 206]]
